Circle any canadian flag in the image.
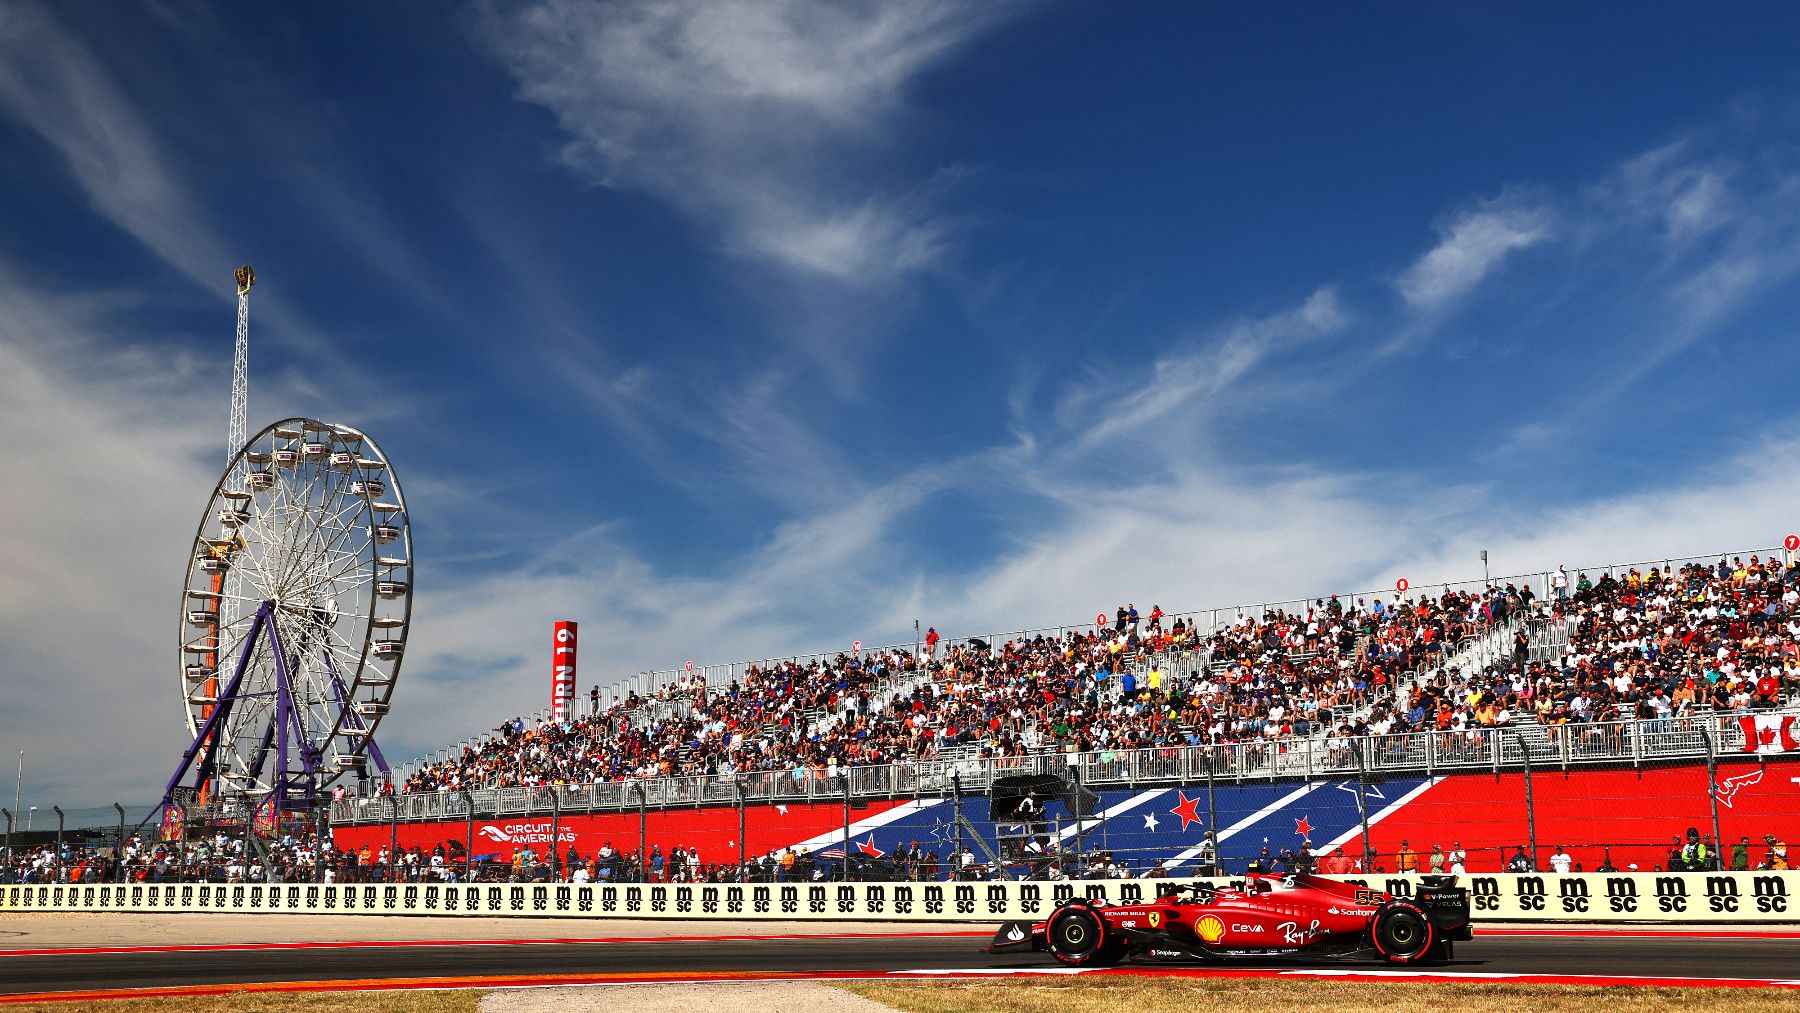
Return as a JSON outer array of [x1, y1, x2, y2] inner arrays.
[[1739, 714, 1799, 754]]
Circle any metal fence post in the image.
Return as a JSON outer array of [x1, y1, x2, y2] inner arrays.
[[319, 803, 331, 884], [1071, 759, 1084, 874], [841, 777, 852, 881], [1519, 732, 1538, 871], [952, 773, 964, 878], [1204, 757, 1217, 858], [1355, 744, 1372, 872], [387, 796, 399, 883], [2, 809, 11, 867], [178, 801, 192, 876], [1702, 729, 1723, 866], [549, 792, 561, 880], [736, 778, 747, 882], [53, 805, 64, 867], [637, 784, 648, 882], [113, 803, 125, 879]]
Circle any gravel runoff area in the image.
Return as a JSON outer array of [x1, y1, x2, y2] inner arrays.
[[0, 912, 976, 950], [481, 983, 905, 1013]]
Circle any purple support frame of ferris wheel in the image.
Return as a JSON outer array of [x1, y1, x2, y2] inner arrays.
[[156, 600, 273, 808], [261, 613, 323, 812], [269, 611, 291, 810]]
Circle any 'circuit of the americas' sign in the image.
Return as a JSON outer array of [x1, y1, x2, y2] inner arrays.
[[3, 873, 1796, 922]]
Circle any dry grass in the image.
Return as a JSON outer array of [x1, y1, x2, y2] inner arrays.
[[840, 978, 1800, 1013], [1, 990, 483, 1013]]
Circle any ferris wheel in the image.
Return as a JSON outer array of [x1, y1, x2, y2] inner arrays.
[[168, 418, 411, 811]]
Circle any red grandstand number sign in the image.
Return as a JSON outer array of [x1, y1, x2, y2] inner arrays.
[[1786, 534, 1798, 552], [684, 660, 694, 673], [853, 641, 861, 653], [1097, 613, 1107, 627], [551, 621, 578, 723], [1395, 578, 1409, 594]]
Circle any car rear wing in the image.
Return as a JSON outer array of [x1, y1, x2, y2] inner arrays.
[[1414, 876, 1473, 942]]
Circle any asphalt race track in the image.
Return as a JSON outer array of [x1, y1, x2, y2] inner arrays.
[[2, 932, 1797, 996]]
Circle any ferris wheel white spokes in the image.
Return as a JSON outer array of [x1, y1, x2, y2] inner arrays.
[[165, 418, 413, 813]]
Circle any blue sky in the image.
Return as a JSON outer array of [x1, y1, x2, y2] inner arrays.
[[5, 1, 1800, 802]]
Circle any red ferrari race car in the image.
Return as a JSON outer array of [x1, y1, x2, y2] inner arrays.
[[986, 872, 1471, 966]]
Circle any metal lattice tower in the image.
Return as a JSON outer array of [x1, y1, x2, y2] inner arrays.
[[230, 266, 254, 460], [223, 266, 255, 635]]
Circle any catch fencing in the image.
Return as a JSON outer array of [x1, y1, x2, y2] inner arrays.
[[332, 709, 1799, 826]]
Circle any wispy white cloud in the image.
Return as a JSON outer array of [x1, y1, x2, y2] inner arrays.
[[1545, 121, 1800, 410], [0, 0, 455, 347], [1593, 138, 1739, 246], [0, 0, 229, 291], [1052, 287, 1348, 455], [480, 0, 1021, 284], [1395, 200, 1555, 311]]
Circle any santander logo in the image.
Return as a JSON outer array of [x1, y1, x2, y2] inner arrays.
[[476, 822, 577, 846]]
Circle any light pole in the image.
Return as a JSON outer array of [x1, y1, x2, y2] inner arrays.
[[12, 750, 21, 845], [27, 806, 38, 832], [113, 803, 126, 881], [1481, 549, 1490, 588]]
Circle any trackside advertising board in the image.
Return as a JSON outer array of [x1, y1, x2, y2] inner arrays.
[[3, 872, 1797, 922]]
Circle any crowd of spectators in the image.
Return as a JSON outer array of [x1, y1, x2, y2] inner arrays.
[[397, 585, 1542, 796], [0, 830, 332, 884], [1325, 557, 1800, 761], [1540, 557, 1799, 728]]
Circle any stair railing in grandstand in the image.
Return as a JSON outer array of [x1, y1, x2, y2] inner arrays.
[[329, 704, 1797, 826]]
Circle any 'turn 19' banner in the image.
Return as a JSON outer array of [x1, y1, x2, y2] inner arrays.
[[551, 621, 577, 722]]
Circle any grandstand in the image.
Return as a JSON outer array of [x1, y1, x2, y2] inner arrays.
[[348, 547, 1798, 819]]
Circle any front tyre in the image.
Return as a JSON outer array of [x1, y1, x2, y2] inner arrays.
[[1046, 903, 1123, 966], [1370, 900, 1436, 964]]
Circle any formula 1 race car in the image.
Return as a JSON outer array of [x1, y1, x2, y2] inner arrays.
[[986, 872, 1471, 966]]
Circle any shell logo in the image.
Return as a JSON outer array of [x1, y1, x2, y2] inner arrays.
[[1196, 915, 1226, 944]]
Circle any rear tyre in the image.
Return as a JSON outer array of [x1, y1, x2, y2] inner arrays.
[[1046, 903, 1122, 966], [1371, 900, 1435, 964]]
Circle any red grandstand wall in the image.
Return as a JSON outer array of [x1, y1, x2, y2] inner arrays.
[[1361, 761, 1797, 873], [332, 799, 915, 865], [334, 761, 1797, 873]]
